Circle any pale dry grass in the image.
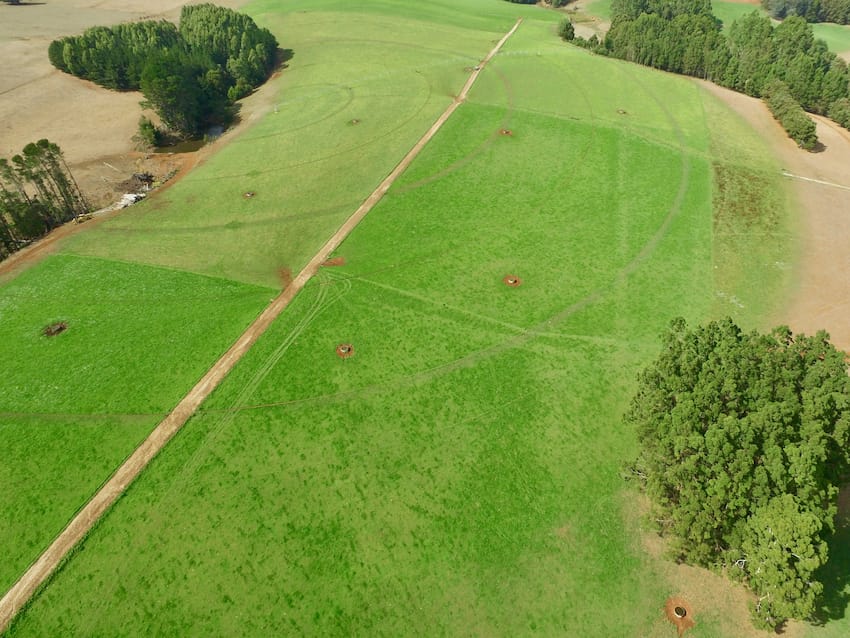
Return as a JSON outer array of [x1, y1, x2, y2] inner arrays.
[[698, 80, 850, 353]]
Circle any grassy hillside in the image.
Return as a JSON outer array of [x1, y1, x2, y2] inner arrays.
[[3, 5, 805, 637], [0, 0, 522, 606], [62, 0, 551, 288], [0, 255, 274, 592]]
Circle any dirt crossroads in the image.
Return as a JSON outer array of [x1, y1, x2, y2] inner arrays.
[[0, 18, 523, 632]]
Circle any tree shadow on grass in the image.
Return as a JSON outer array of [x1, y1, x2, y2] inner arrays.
[[811, 487, 850, 626], [275, 48, 294, 70]]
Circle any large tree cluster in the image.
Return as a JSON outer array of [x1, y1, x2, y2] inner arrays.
[[564, 0, 850, 149], [48, 4, 278, 139], [763, 0, 850, 25], [627, 318, 850, 629], [0, 140, 88, 261]]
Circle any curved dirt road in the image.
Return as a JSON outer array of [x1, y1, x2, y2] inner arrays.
[[0, 18, 523, 632]]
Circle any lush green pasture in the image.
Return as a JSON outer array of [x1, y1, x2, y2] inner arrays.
[[5, 10, 802, 638], [0, 254, 273, 592], [810, 21, 850, 54], [1, 0, 538, 618], [63, 1, 554, 289], [583, 0, 613, 21], [712, 1, 765, 31]]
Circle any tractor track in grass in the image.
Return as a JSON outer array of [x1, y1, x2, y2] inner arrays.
[[0, 19, 524, 633]]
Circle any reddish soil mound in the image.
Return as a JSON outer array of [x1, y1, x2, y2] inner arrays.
[[336, 343, 355, 359], [665, 597, 695, 637], [322, 256, 346, 267], [503, 274, 522, 287]]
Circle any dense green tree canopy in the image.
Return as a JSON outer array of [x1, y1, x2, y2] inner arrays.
[[627, 318, 850, 629], [566, 0, 850, 146], [47, 4, 279, 139]]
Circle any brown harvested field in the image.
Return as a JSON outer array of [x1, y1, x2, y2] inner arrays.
[[699, 80, 850, 353], [0, 0, 246, 208]]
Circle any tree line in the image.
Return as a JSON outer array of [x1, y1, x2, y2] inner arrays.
[[763, 0, 850, 24], [0, 140, 88, 261], [560, 0, 850, 148], [48, 4, 279, 140], [627, 318, 850, 630], [503, 0, 570, 5]]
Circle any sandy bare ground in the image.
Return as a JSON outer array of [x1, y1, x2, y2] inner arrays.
[[698, 81, 850, 352], [0, 19, 524, 633]]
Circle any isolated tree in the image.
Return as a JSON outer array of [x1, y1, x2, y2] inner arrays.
[[558, 18, 576, 41], [626, 317, 850, 629]]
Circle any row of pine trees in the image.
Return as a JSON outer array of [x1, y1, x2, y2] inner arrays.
[[0, 140, 88, 261], [566, 0, 850, 148]]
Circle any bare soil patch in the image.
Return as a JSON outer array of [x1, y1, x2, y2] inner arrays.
[[277, 268, 293, 288], [698, 80, 850, 352], [335, 343, 355, 359], [503, 274, 522, 287], [41, 321, 67, 337], [322, 256, 346, 267], [664, 597, 695, 637]]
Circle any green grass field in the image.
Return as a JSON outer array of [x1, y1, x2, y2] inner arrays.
[[0, 0, 534, 608], [0, 254, 274, 592], [583, 0, 613, 21], [712, 1, 765, 31], [62, 0, 551, 289], [811, 21, 850, 54], [4, 3, 822, 636]]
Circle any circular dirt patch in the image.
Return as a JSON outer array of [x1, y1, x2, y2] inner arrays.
[[336, 343, 355, 359], [500, 128, 513, 136], [243, 191, 256, 199], [42, 321, 68, 337], [503, 275, 522, 287], [664, 597, 695, 637]]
